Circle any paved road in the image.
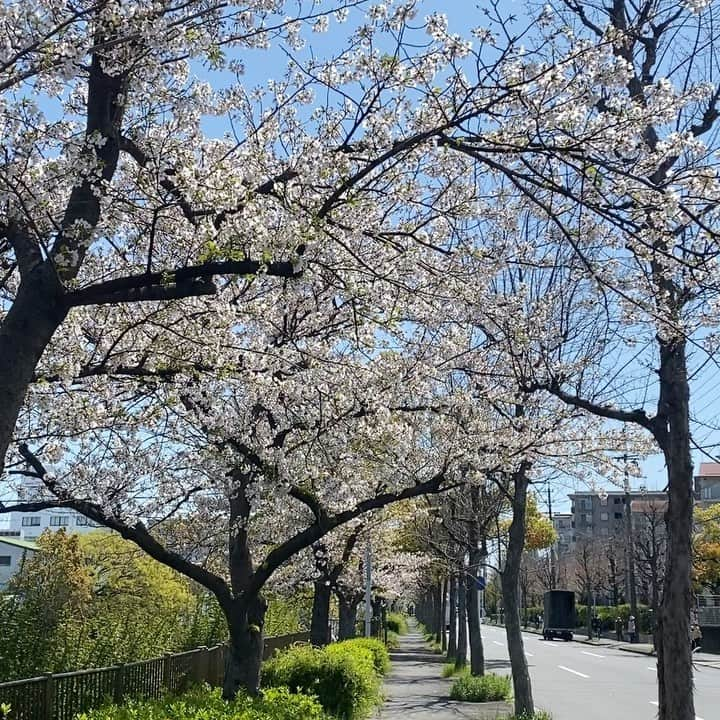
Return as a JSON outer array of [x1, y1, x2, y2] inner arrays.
[[480, 624, 720, 720]]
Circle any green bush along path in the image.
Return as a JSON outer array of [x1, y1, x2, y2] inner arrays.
[[378, 620, 513, 719]]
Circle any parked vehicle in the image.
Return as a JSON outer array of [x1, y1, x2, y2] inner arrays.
[[543, 590, 575, 641]]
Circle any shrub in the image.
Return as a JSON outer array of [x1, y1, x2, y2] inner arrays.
[[262, 642, 380, 719], [386, 631, 400, 649], [74, 686, 329, 720], [449, 673, 512, 702], [386, 613, 408, 635], [331, 638, 390, 675]]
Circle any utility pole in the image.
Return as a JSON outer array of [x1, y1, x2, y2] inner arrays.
[[364, 542, 373, 638], [622, 454, 639, 626], [547, 486, 555, 589]]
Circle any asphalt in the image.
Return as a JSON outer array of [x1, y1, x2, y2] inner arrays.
[[481, 623, 720, 720], [378, 625, 512, 719], [493, 623, 720, 669]]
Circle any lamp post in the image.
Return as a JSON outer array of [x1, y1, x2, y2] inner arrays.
[[618, 454, 640, 626], [364, 542, 372, 638]]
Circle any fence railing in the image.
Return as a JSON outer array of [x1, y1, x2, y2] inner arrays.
[[0, 633, 310, 720]]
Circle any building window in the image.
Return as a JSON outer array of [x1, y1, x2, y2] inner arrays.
[[571, 521, 575, 528], [0, 531, 20, 537], [614, 512, 623, 520], [600, 527, 609, 536], [702, 487, 712, 499], [0, 556, 11, 566], [21, 517, 41, 527], [600, 512, 609, 521], [600, 496, 608, 506], [614, 498, 621, 504], [581, 499, 592, 510], [76, 516, 88, 526], [23, 535, 39, 541], [49, 516, 69, 527]]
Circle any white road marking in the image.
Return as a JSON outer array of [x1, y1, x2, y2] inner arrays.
[[525, 652, 534, 657], [492, 641, 503, 646], [647, 667, 656, 671], [558, 665, 590, 678], [581, 651, 605, 658]]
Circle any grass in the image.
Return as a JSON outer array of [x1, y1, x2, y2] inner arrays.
[[449, 673, 512, 702], [441, 662, 469, 678], [508, 713, 552, 720]]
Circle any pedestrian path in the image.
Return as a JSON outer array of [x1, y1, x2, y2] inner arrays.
[[378, 624, 512, 719]]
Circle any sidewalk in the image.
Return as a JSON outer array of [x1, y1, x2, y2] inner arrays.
[[379, 624, 513, 719]]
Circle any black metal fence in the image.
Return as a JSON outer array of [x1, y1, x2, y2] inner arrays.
[[0, 633, 310, 720]]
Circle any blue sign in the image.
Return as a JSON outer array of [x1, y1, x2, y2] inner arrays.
[[476, 576, 487, 590]]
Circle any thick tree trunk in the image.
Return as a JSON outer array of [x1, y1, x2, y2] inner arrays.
[[338, 594, 359, 640], [455, 570, 468, 669], [502, 463, 534, 718], [0, 271, 67, 474], [222, 594, 267, 699], [447, 574, 457, 660], [311, 580, 332, 646], [440, 578, 448, 653], [466, 564, 484, 676], [656, 337, 695, 720]]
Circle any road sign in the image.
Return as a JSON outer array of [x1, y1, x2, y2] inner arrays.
[[476, 576, 486, 590]]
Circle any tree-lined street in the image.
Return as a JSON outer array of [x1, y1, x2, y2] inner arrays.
[[2, 1, 720, 719]]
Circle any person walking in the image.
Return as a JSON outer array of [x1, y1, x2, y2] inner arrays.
[[615, 616, 623, 641], [627, 615, 637, 644], [691, 624, 702, 651], [592, 615, 601, 639]]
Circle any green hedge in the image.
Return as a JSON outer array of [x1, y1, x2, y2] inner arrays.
[[329, 638, 390, 675], [386, 613, 408, 635], [262, 640, 382, 719], [74, 686, 329, 720], [449, 673, 512, 702]]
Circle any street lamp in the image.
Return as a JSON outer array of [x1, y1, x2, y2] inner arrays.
[[615, 453, 641, 627]]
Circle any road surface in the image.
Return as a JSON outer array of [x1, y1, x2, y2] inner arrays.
[[480, 625, 719, 720]]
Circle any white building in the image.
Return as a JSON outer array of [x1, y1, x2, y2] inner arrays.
[[0, 536, 39, 588], [0, 478, 104, 543]]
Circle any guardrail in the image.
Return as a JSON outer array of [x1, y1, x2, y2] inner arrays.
[[0, 632, 310, 720]]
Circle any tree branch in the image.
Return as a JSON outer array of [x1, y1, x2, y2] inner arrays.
[[65, 258, 301, 307]]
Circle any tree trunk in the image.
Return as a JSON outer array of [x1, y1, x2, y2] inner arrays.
[[466, 560, 485, 676], [455, 570, 468, 669], [0, 271, 66, 474], [440, 577, 448, 653], [311, 580, 332, 646], [434, 582, 443, 644], [222, 594, 267, 699], [447, 573, 457, 660], [501, 463, 534, 718], [338, 594, 359, 640], [586, 583, 593, 640], [656, 337, 695, 720]]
